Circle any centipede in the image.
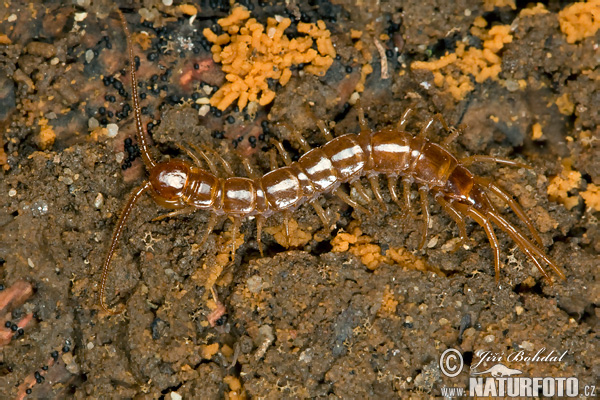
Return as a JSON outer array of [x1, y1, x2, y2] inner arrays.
[[99, 11, 566, 314]]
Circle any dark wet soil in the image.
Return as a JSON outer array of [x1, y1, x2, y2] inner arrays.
[[0, 0, 598, 398]]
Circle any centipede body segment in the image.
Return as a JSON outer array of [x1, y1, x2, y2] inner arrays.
[[99, 10, 566, 314]]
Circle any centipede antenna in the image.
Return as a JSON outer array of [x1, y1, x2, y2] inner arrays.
[[100, 180, 152, 314], [117, 10, 156, 170]]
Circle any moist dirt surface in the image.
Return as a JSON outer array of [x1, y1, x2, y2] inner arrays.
[[0, 0, 598, 399]]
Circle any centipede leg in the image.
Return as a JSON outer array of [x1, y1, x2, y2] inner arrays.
[[477, 178, 544, 247], [418, 117, 436, 139], [198, 213, 219, 248], [354, 99, 369, 132], [461, 155, 531, 170], [256, 215, 265, 256], [310, 200, 331, 231], [291, 131, 311, 153], [369, 175, 387, 211], [417, 187, 430, 250], [487, 211, 566, 282], [436, 196, 469, 252], [462, 205, 502, 283], [387, 176, 402, 208], [317, 120, 334, 141], [283, 211, 292, 247], [402, 177, 413, 214], [229, 217, 241, 261], [270, 138, 292, 166], [201, 144, 234, 177], [351, 181, 371, 204], [189, 143, 219, 175], [334, 187, 370, 215], [269, 149, 279, 170], [152, 206, 197, 222], [176, 143, 203, 166], [276, 122, 312, 153], [397, 108, 414, 130], [440, 128, 461, 149]]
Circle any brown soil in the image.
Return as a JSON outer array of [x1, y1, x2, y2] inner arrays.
[[0, 0, 598, 398]]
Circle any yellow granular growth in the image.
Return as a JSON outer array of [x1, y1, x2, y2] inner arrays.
[[531, 122, 543, 140], [411, 24, 513, 100], [558, 0, 600, 44], [224, 375, 246, 400], [379, 285, 399, 316], [556, 93, 575, 115], [264, 218, 312, 248], [37, 118, 56, 150], [518, 3, 550, 17], [483, 0, 516, 11], [331, 226, 387, 270], [547, 164, 583, 210], [201, 343, 219, 359], [203, 6, 336, 111], [581, 183, 600, 211], [331, 224, 440, 273]]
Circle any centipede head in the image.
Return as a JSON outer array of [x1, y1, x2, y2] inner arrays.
[[148, 160, 191, 208]]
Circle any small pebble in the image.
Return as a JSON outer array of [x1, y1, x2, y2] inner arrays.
[[106, 123, 119, 138], [169, 392, 182, 400], [484, 334, 495, 343], [198, 105, 210, 116], [8, 189, 16, 197], [162, 0, 173, 5], [74, 12, 87, 22], [85, 49, 94, 63], [94, 193, 104, 209], [520, 340, 535, 351], [88, 117, 99, 130], [515, 305, 524, 315], [7, 14, 17, 22]]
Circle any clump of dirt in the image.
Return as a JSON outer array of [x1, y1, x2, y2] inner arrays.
[[0, 0, 597, 398]]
